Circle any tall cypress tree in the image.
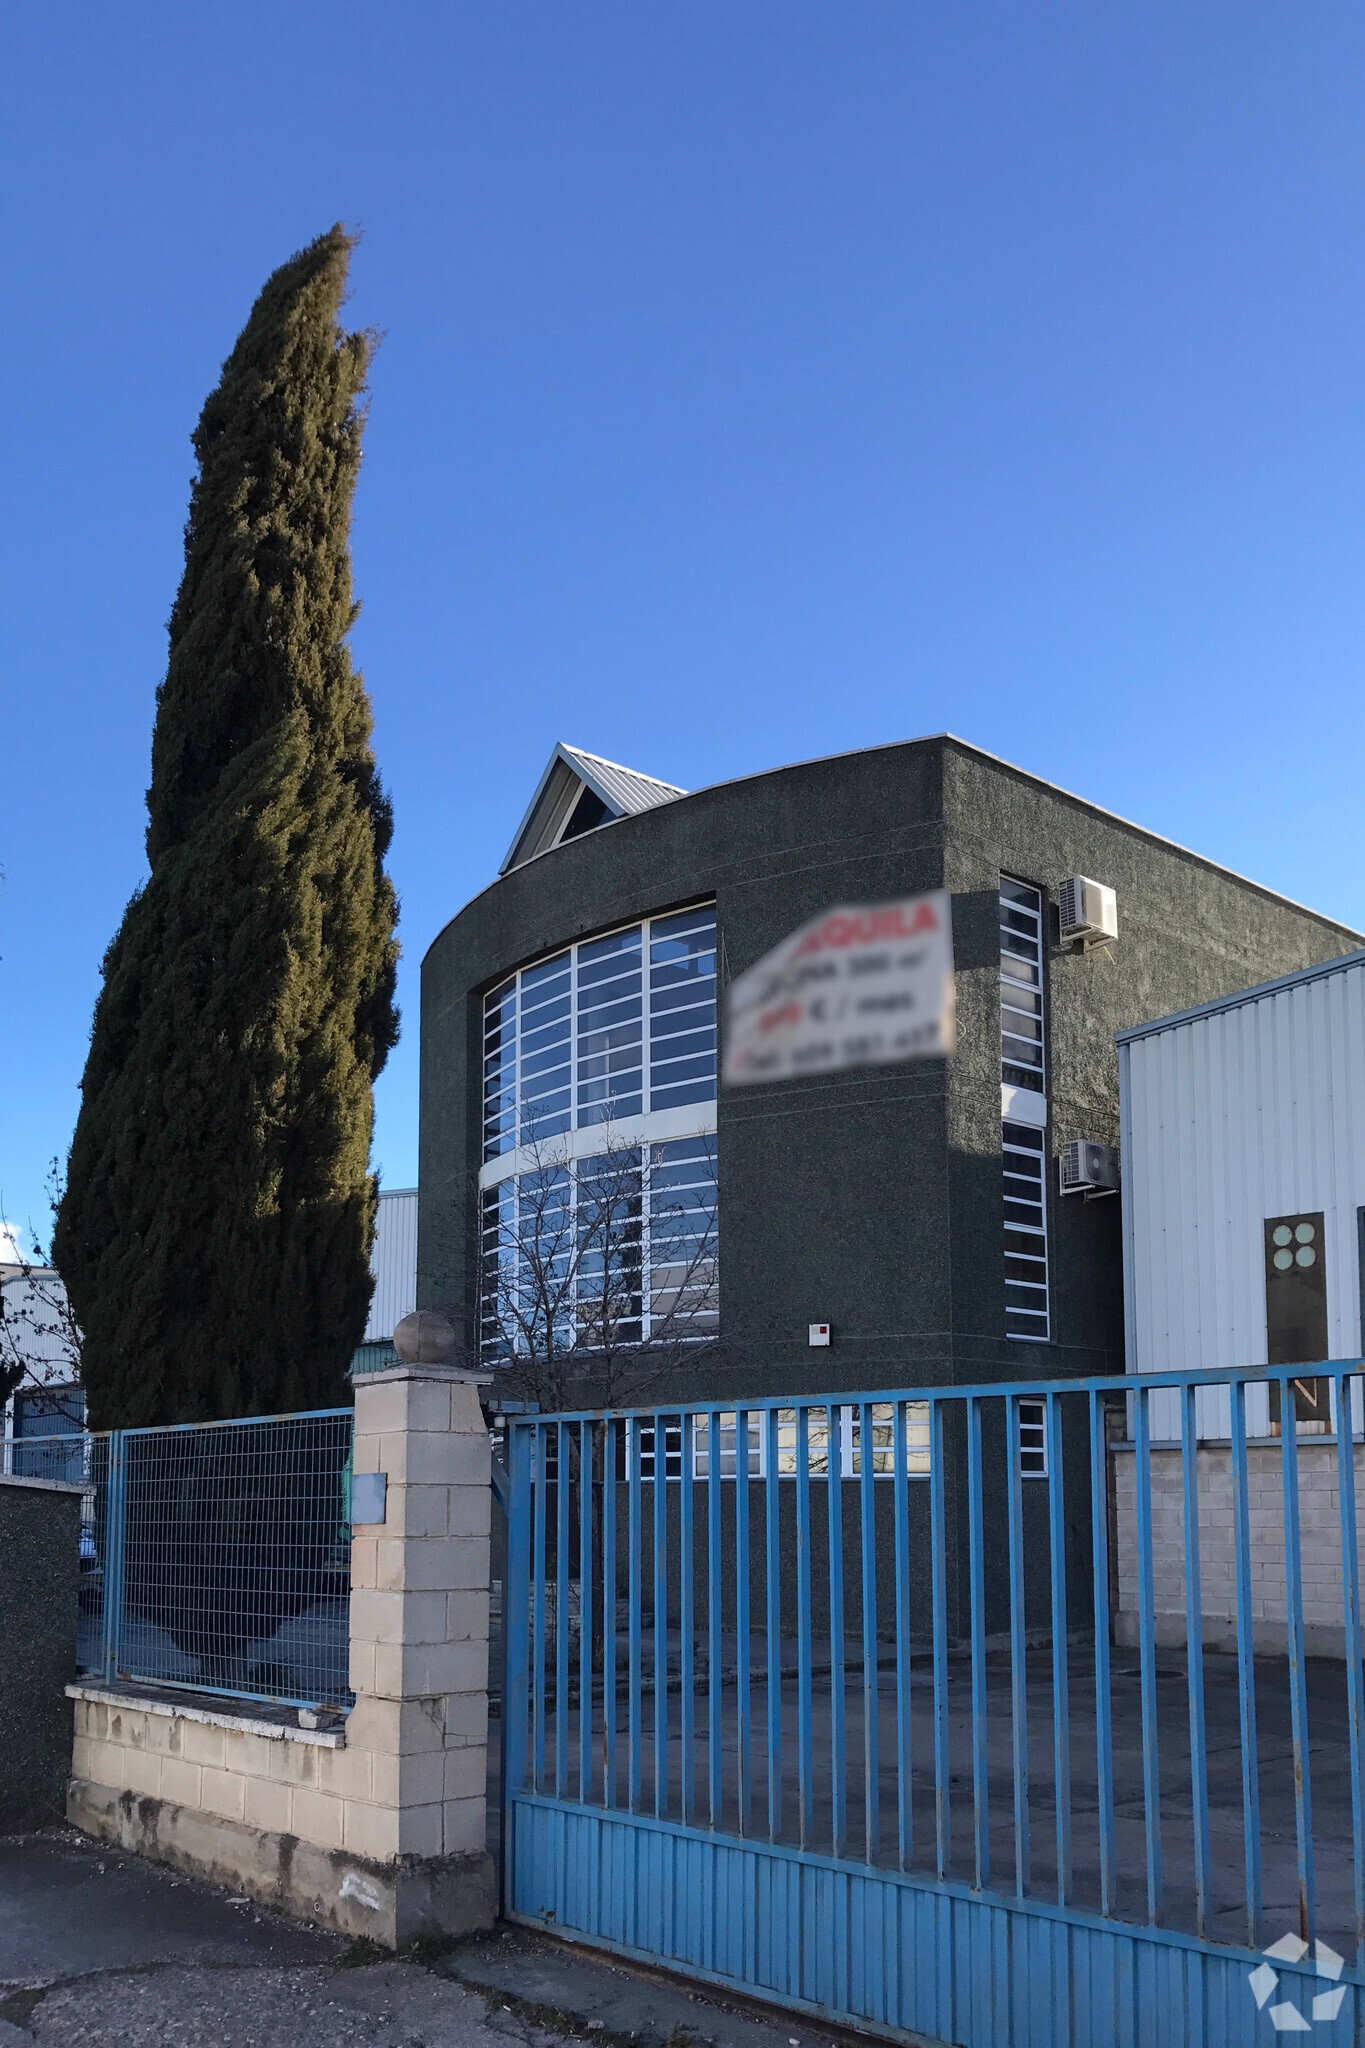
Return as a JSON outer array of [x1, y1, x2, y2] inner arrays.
[[56, 226, 399, 1430]]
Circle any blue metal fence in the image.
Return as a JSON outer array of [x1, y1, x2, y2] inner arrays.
[[11, 1408, 355, 1714], [502, 1367, 1365, 2047]]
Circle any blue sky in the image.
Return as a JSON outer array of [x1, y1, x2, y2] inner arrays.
[[3, 4, 1363, 1249]]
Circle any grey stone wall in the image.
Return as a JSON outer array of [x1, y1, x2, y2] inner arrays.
[[941, 742, 1358, 1389], [0, 1475, 82, 1829]]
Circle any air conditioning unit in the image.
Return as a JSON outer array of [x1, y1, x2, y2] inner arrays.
[[1059, 875, 1118, 949], [1059, 1139, 1119, 1198]]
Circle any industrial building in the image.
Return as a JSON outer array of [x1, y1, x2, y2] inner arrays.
[[1115, 945, 1365, 1655], [352, 1187, 419, 1375], [418, 734, 1359, 1412], [1119, 946, 1365, 1438]]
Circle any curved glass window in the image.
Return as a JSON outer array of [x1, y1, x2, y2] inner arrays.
[[482, 905, 717, 1160], [479, 1135, 718, 1366]]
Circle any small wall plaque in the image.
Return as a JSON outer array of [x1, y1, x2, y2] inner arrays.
[[351, 1471, 388, 1525]]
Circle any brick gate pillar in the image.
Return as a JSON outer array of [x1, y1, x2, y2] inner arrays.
[[344, 1362, 496, 1943]]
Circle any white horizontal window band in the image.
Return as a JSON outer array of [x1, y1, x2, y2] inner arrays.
[[478, 1101, 717, 1191]]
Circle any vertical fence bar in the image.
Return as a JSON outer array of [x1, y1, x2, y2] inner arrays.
[[735, 1408, 752, 1837], [1229, 1376, 1262, 1945], [629, 1417, 643, 1812], [1006, 1393, 1029, 1898], [503, 1420, 533, 1916], [505, 1422, 532, 1791], [555, 1421, 570, 1801], [929, 1398, 950, 1881], [708, 1408, 723, 1827], [859, 1402, 881, 1866], [1088, 1391, 1116, 1919], [1180, 1383, 1212, 1938], [654, 1411, 669, 1820], [101, 1430, 127, 1685], [1280, 1372, 1316, 1945], [827, 1401, 847, 1863], [603, 1418, 618, 1810], [766, 1407, 782, 1844], [1046, 1391, 1072, 1906], [1334, 1370, 1365, 1966], [967, 1395, 988, 1893], [895, 1399, 913, 1872], [532, 1425, 547, 1795], [680, 1412, 696, 1827], [796, 1405, 815, 1848], [579, 1419, 593, 1805], [1133, 1383, 1163, 1924]]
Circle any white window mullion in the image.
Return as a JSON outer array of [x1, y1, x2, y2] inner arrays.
[[641, 1141, 653, 1344], [569, 938, 578, 1128], [513, 965, 523, 1139], [642, 911, 653, 1126]]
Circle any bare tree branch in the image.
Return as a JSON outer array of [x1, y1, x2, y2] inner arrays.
[[0, 1160, 82, 1410], [477, 1120, 718, 1417]]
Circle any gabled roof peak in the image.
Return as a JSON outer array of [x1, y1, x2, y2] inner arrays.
[[501, 743, 686, 874]]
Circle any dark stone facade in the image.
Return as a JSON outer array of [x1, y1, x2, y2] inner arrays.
[[0, 1476, 81, 1828], [420, 735, 1358, 1400]]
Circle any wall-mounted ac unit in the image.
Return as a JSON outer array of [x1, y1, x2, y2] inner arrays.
[[1060, 1139, 1119, 1198], [1059, 875, 1118, 949]]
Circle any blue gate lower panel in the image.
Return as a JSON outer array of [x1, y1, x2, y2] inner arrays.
[[508, 1793, 1362, 2048]]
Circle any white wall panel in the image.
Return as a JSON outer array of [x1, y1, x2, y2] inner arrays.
[[365, 1189, 418, 1342], [1121, 957, 1365, 1438]]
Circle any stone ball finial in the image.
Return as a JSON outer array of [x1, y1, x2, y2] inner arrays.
[[392, 1310, 458, 1366]]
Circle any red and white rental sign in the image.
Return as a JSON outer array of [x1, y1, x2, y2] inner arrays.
[[722, 892, 956, 1085]]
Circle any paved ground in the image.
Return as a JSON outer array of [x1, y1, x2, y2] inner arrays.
[[525, 1634, 1365, 1957], [0, 1830, 826, 2048]]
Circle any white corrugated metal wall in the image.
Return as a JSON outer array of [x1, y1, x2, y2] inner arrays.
[[365, 1189, 418, 1342], [1119, 955, 1365, 1438]]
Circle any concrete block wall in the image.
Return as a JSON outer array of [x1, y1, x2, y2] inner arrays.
[[67, 1365, 495, 1946], [1113, 1441, 1365, 1658], [70, 1688, 350, 1844], [346, 1365, 492, 1867]]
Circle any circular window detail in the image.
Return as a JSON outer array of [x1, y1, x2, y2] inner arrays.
[[1296, 1222, 1316, 1245], [1296, 1245, 1317, 1268], [1274, 1248, 1294, 1271], [1273, 1225, 1294, 1247]]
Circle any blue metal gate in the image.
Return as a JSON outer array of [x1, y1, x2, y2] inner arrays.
[[501, 1370, 1365, 2044]]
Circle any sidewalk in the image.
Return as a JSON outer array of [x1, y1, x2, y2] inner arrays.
[[0, 1830, 828, 2048]]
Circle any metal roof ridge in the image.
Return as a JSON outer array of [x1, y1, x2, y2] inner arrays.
[[499, 741, 686, 874], [557, 742, 686, 797]]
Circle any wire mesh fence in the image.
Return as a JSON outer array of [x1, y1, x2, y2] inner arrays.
[[9, 1409, 355, 1713]]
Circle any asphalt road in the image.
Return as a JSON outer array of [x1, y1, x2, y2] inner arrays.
[[0, 1831, 817, 2048]]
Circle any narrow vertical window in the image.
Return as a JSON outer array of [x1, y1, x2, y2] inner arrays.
[[1003, 1123, 1050, 1340], [1000, 876, 1049, 1341], [999, 879, 1046, 1094], [1017, 1397, 1048, 1474]]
